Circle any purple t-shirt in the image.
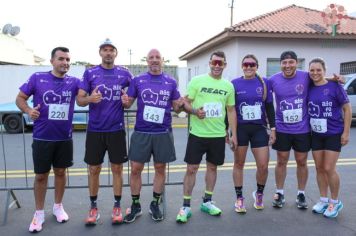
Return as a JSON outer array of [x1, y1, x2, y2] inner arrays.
[[308, 81, 349, 135], [79, 65, 133, 132], [19, 71, 79, 141], [127, 72, 180, 133], [269, 70, 310, 134], [232, 76, 273, 125]]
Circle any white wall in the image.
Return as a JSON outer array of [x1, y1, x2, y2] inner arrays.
[[0, 65, 85, 103], [185, 37, 356, 81]]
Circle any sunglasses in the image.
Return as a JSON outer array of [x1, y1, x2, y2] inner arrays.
[[210, 60, 225, 67], [242, 62, 257, 68]]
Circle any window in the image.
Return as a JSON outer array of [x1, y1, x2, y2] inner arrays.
[[266, 58, 305, 77], [340, 61, 356, 75]]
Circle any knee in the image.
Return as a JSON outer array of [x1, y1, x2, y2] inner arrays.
[[154, 165, 166, 176], [111, 164, 123, 175], [234, 161, 245, 170], [53, 168, 66, 177], [35, 173, 48, 183], [130, 166, 142, 177], [323, 165, 335, 175], [186, 165, 199, 176], [257, 163, 268, 173], [206, 163, 217, 173], [296, 159, 307, 168], [88, 165, 101, 176]]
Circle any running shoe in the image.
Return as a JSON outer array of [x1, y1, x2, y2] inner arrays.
[[252, 191, 264, 210], [200, 201, 222, 216], [312, 201, 328, 214], [323, 201, 343, 218], [272, 193, 285, 208], [123, 204, 142, 223], [234, 197, 247, 213], [29, 212, 45, 233], [85, 208, 100, 225], [176, 207, 192, 223], [149, 201, 163, 221], [296, 193, 308, 209], [53, 203, 69, 223], [111, 207, 123, 224]]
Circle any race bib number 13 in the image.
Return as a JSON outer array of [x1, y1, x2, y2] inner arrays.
[[242, 105, 261, 120], [48, 104, 69, 120], [204, 102, 223, 118]]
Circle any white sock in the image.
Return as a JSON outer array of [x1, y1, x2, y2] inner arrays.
[[276, 189, 284, 195], [297, 190, 305, 195], [330, 198, 339, 204], [320, 197, 329, 203], [53, 203, 62, 208], [35, 210, 45, 220]]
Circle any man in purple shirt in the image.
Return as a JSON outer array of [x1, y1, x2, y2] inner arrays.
[[16, 47, 79, 233], [76, 39, 133, 225], [121, 49, 184, 223], [269, 51, 311, 209]]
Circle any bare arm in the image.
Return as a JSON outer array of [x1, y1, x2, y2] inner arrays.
[[341, 103, 352, 146], [227, 105, 238, 150], [16, 91, 40, 120]]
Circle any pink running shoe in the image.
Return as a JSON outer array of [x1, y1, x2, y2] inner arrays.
[[29, 211, 45, 233], [53, 203, 69, 223]]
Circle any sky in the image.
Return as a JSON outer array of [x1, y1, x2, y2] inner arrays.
[[1, 0, 355, 66]]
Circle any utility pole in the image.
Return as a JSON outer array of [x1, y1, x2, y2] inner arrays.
[[229, 0, 235, 26], [128, 49, 132, 66]]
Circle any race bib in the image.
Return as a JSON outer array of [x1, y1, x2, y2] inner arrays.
[[242, 105, 261, 120], [310, 118, 327, 133], [204, 102, 223, 118], [282, 108, 302, 123], [143, 105, 165, 124], [48, 104, 69, 120]]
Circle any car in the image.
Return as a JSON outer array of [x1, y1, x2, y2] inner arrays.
[[343, 73, 356, 118], [0, 101, 88, 134]]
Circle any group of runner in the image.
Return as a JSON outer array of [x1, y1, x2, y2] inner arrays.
[[15, 40, 351, 233]]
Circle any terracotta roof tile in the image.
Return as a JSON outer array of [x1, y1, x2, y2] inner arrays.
[[230, 4, 356, 35]]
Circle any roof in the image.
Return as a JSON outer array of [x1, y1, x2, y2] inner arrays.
[[180, 4, 356, 60]]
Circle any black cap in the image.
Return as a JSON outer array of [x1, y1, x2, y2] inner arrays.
[[280, 51, 297, 61]]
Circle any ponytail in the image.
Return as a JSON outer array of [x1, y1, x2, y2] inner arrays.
[[256, 73, 267, 102]]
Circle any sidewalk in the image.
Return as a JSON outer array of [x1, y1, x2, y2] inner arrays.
[[1, 168, 356, 236]]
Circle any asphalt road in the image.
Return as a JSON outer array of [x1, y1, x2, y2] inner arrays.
[[0, 127, 356, 235]]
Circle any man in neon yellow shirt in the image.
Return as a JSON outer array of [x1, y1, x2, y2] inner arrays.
[[176, 51, 237, 223]]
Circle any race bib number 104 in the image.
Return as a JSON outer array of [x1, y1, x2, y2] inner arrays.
[[204, 102, 223, 118]]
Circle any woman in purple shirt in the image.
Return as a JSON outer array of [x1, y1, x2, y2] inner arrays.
[[308, 58, 351, 218], [231, 54, 276, 213]]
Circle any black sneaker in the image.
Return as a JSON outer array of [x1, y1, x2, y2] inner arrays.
[[149, 201, 163, 221], [272, 193, 285, 208], [124, 204, 142, 223], [296, 193, 308, 209]]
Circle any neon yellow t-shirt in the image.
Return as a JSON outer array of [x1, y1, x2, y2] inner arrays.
[[188, 74, 235, 137]]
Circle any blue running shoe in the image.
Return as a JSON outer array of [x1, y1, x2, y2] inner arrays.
[[323, 201, 343, 218], [312, 201, 328, 214]]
